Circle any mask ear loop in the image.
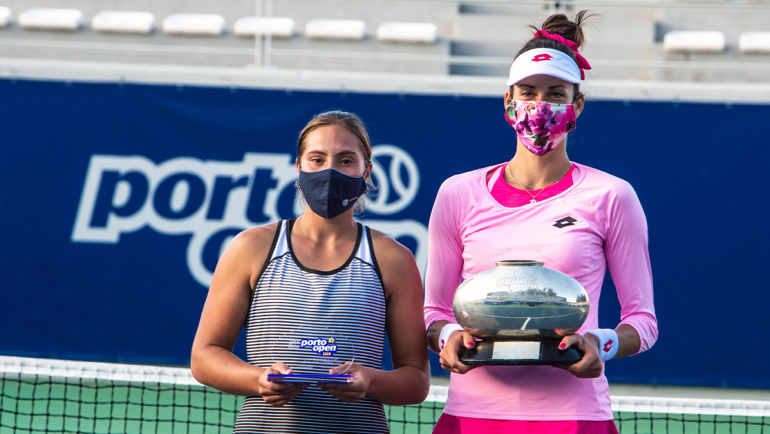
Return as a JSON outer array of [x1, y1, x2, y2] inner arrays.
[[295, 158, 302, 190], [572, 87, 581, 104], [363, 160, 377, 196], [505, 89, 516, 119]]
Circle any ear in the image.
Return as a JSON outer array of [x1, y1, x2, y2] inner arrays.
[[296, 158, 301, 174], [573, 92, 585, 118], [504, 90, 512, 108], [364, 161, 373, 181]]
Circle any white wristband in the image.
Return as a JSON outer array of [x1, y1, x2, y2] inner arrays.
[[438, 324, 465, 350], [586, 329, 619, 361]]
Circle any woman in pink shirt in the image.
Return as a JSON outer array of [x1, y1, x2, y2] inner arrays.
[[423, 12, 658, 434]]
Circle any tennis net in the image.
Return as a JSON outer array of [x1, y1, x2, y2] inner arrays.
[[2, 355, 769, 434]]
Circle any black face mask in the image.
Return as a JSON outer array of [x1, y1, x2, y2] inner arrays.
[[298, 168, 368, 219]]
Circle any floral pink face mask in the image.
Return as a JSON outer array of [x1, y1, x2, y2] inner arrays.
[[504, 100, 577, 156]]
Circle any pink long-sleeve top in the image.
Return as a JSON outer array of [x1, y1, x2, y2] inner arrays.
[[424, 162, 658, 421]]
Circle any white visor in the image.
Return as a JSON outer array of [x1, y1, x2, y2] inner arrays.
[[506, 48, 581, 87]]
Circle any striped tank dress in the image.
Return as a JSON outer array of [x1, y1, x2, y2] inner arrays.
[[234, 219, 389, 434]]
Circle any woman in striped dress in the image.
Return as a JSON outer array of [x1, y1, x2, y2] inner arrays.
[[191, 111, 430, 434]]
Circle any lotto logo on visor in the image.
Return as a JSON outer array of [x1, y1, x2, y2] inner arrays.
[[532, 53, 553, 62]]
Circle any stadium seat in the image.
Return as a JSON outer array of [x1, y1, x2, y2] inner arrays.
[[0, 6, 11, 28], [663, 30, 726, 53], [18, 8, 83, 31], [233, 17, 295, 38], [162, 14, 225, 36], [739, 32, 770, 53], [305, 19, 367, 41], [92, 11, 155, 34], [376, 22, 438, 44]]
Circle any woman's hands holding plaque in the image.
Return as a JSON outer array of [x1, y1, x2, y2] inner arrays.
[[553, 333, 603, 378], [439, 330, 479, 375], [258, 362, 310, 406], [554, 324, 641, 379], [319, 363, 371, 403]]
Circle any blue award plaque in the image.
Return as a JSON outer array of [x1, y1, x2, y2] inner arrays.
[[267, 325, 355, 383]]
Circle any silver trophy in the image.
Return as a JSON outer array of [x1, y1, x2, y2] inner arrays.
[[453, 260, 589, 365]]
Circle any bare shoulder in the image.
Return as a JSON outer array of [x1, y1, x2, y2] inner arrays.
[[233, 223, 279, 251], [369, 228, 415, 265], [218, 223, 280, 270], [208, 222, 282, 291], [368, 228, 422, 300], [368, 228, 420, 287]]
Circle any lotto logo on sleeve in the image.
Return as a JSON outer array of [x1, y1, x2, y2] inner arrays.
[[300, 338, 339, 356]]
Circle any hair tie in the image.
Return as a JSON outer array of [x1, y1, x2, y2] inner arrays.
[[533, 30, 591, 80]]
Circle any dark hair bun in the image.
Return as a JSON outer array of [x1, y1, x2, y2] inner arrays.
[[516, 10, 595, 62], [538, 11, 591, 49]]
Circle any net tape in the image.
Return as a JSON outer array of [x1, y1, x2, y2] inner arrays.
[[0, 356, 200, 386]]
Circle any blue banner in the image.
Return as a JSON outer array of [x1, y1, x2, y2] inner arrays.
[[1, 79, 768, 388]]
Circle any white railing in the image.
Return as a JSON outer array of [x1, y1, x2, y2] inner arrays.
[[3, 38, 770, 73]]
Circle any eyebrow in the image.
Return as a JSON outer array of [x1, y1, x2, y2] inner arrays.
[[305, 150, 360, 156]]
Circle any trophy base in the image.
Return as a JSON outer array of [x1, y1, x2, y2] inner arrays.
[[267, 374, 354, 383], [459, 340, 583, 366]]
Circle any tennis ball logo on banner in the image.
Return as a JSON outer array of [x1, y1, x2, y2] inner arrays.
[[71, 147, 427, 287]]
